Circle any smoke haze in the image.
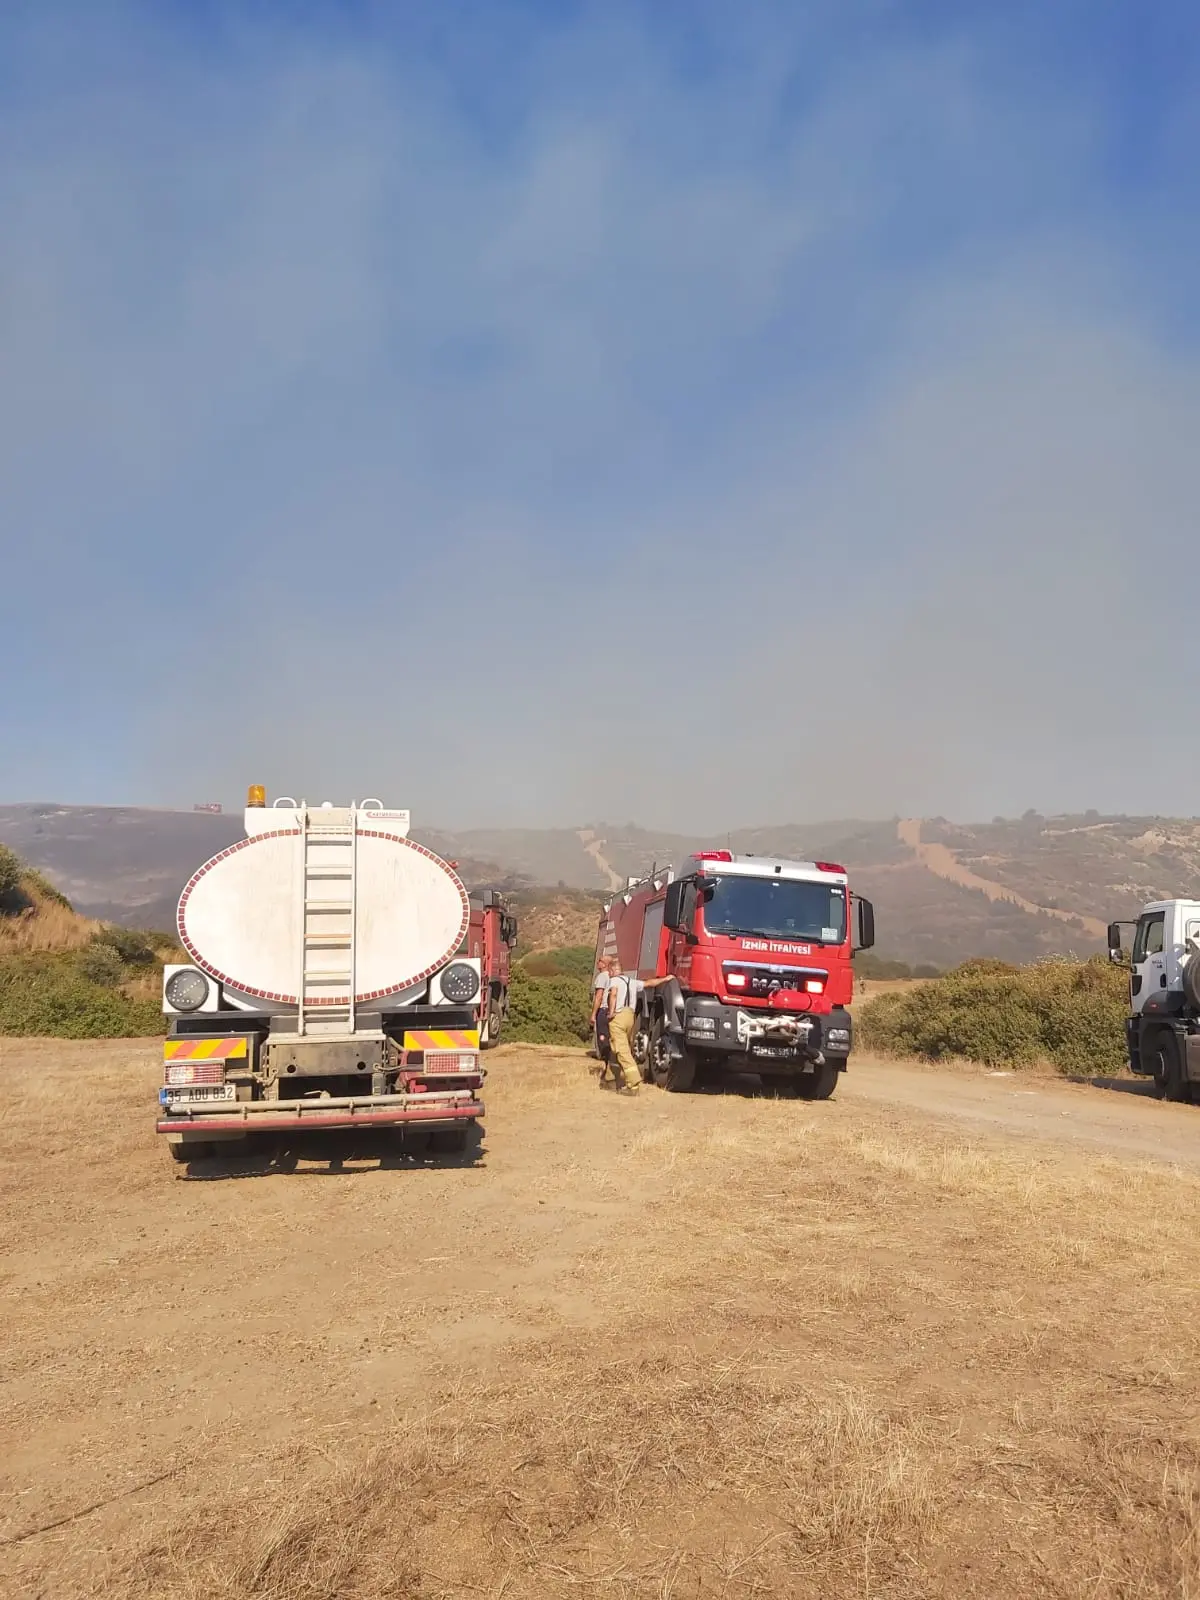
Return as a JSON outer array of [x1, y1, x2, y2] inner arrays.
[[2, 2, 1198, 829]]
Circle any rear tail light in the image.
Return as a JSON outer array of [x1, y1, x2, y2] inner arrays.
[[815, 862, 845, 875], [423, 1049, 479, 1074], [165, 1060, 225, 1087], [695, 850, 733, 861]]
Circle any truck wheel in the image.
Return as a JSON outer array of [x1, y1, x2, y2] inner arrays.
[[631, 1021, 651, 1076], [1149, 1028, 1190, 1103], [797, 1061, 838, 1101], [485, 996, 502, 1048], [648, 1019, 695, 1092]]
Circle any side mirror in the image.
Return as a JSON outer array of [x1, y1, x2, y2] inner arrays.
[[663, 880, 685, 931], [855, 897, 875, 952], [1107, 922, 1125, 965]]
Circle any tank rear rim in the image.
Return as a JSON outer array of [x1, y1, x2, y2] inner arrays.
[[176, 827, 469, 1005]]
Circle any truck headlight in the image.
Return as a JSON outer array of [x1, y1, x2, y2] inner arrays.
[[165, 968, 209, 1012], [440, 962, 480, 1004]]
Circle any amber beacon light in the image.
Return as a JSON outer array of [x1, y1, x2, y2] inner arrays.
[[246, 784, 266, 807]]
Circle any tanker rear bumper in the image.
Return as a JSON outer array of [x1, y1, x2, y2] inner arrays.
[[156, 1091, 482, 1137]]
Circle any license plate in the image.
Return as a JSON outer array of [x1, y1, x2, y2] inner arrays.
[[752, 1045, 797, 1059], [164, 1083, 236, 1105]]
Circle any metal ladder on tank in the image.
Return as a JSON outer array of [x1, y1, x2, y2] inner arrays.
[[296, 804, 357, 1037]]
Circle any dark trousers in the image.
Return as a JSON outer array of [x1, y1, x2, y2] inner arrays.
[[594, 1009, 612, 1062]]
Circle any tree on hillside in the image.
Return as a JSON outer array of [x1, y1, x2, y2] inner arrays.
[[0, 845, 22, 906]]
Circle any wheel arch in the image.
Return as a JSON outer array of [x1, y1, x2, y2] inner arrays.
[[644, 975, 686, 1033]]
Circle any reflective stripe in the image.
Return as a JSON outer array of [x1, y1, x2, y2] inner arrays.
[[403, 1029, 481, 1051], [163, 1037, 249, 1061]]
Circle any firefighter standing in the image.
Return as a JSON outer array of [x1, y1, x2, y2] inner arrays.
[[591, 955, 618, 1076], [605, 967, 673, 1094], [605, 964, 643, 1095]]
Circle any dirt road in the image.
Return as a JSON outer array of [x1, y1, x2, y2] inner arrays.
[[849, 1052, 1200, 1168], [4, 1039, 1200, 1598], [577, 828, 624, 891]]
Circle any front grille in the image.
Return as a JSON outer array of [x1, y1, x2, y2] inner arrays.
[[723, 963, 828, 999]]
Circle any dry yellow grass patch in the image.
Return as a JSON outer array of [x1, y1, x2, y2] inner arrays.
[[0, 890, 96, 953], [7, 1043, 1200, 1599]]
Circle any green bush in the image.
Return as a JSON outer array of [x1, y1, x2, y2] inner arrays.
[[94, 926, 161, 965], [858, 956, 1128, 1076], [505, 966, 592, 1046], [0, 844, 21, 905], [856, 953, 943, 980], [0, 951, 164, 1038], [76, 942, 125, 987]]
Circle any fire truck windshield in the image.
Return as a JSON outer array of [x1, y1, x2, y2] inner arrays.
[[701, 876, 846, 943]]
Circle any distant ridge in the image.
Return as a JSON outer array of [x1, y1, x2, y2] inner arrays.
[[2, 802, 1197, 967]]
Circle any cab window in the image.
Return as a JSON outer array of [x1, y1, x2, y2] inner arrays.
[[1132, 912, 1166, 962]]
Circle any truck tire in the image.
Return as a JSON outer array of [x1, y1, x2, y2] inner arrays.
[[631, 1020, 650, 1078], [1148, 1027, 1190, 1103], [485, 995, 502, 1048], [648, 1017, 695, 1093], [797, 1060, 838, 1101]]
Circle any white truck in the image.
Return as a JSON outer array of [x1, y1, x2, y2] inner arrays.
[[1108, 900, 1200, 1101], [157, 790, 486, 1162]]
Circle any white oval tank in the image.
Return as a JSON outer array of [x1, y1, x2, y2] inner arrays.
[[176, 816, 469, 1007]]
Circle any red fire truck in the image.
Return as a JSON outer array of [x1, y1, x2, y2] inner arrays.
[[594, 850, 874, 1098], [465, 890, 518, 1047]]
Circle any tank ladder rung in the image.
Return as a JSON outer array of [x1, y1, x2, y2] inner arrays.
[[297, 806, 359, 1037]]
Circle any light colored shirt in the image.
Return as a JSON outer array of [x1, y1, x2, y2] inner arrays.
[[606, 974, 642, 1013]]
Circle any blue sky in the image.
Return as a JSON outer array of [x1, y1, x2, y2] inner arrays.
[[2, 1, 1199, 828]]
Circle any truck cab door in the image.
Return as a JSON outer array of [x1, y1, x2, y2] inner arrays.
[[1130, 910, 1167, 1014]]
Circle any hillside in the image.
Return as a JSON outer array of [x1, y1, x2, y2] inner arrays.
[[507, 887, 607, 953], [0, 845, 95, 955], [0, 805, 244, 933], [2, 801, 1195, 968], [0, 843, 178, 1036]]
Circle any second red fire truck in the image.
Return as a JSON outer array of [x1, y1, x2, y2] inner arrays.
[[465, 890, 518, 1047], [595, 850, 874, 1098]]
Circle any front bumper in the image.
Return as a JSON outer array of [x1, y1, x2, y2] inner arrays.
[[681, 999, 852, 1064], [156, 1089, 482, 1137]]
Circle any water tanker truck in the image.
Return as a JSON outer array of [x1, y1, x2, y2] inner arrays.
[[157, 790, 485, 1162]]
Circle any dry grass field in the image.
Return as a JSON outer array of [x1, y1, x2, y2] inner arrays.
[[0, 884, 96, 956], [3, 1040, 1200, 1597]]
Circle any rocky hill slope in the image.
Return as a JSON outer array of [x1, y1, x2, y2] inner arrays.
[[2, 803, 1193, 967]]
